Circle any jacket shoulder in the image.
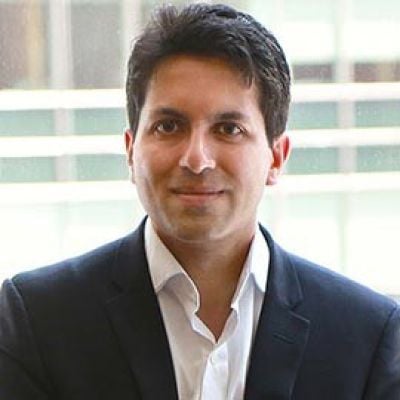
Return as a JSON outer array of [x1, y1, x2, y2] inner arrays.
[[8, 225, 148, 313], [11, 235, 125, 292], [286, 250, 398, 323]]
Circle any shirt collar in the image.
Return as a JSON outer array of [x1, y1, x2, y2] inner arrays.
[[145, 219, 269, 297], [248, 224, 269, 293], [144, 219, 188, 293], [229, 225, 269, 311]]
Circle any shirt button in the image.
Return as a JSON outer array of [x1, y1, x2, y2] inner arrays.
[[210, 349, 225, 365], [210, 352, 217, 365]]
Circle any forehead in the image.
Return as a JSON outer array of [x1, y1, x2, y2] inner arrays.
[[143, 54, 261, 114], [151, 54, 250, 83]]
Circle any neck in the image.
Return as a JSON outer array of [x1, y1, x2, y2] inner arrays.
[[157, 226, 255, 281], [155, 225, 256, 339]]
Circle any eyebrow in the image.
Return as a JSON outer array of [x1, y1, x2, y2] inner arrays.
[[149, 107, 187, 120], [149, 107, 250, 123], [213, 111, 250, 123]]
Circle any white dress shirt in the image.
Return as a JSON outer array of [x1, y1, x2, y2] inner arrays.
[[144, 220, 270, 400]]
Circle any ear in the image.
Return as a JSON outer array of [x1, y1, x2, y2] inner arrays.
[[266, 134, 291, 186], [124, 129, 135, 183]]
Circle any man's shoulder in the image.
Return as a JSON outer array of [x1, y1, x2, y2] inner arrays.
[[284, 249, 398, 324], [14, 236, 122, 281], [259, 225, 398, 322], [8, 230, 140, 301]]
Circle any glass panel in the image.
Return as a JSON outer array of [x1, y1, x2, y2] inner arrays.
[[287, 148, 338, 174], [0, 1, 49, 89], [293, 64, 334, 83], [288, 102, 338, 130], [73, 108, 125, 135], [353, 0, 400, 20], [0, 157, 56, 182], [71, 0, 122, 88], [0, 110, 55, 136], [354, 62, 400, 82], [355, 101, 400, 127], [76, 154, 127, 181], [357, 146, 400, 173], [284, 0, 335, 22]]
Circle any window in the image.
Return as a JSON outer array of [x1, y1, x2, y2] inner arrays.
[[1, 0, 399, 298]]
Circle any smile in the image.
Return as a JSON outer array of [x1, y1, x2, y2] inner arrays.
[[171, 188, 225, 206], [171, 187, 225, 195]]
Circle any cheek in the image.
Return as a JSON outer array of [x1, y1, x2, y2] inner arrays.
[[133, 147, 170, 187], [133, 148, 151, 188], [234, 148, 271, 188]]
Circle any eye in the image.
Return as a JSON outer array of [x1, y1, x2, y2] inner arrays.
[[154, 119, 180, 135], [215, 122, 244, 137]]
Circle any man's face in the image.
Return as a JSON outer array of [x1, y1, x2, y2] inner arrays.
[[125, 55, 289, 245]]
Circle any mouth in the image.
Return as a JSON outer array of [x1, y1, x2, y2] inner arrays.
[[171, 186, 225, 195], [170, 188, 225, 206]]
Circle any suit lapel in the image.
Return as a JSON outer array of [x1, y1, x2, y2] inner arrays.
[[245, 227, 310, 399], [103, 221, 309, 399], [105, 221, 178, 400]]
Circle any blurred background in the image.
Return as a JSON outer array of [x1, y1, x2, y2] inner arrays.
[[0, 0, 399, 298]]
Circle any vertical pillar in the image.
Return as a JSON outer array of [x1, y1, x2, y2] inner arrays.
[[49, 0, 75, 181], [334, 0, 355, 273]]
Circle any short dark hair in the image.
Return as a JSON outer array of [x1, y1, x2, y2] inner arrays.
[[126, 3, 291, 145]]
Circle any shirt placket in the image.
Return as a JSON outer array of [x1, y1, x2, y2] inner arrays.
[[200, 343, 229, 400]]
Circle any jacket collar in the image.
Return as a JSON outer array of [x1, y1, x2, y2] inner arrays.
[[244, 225, 310, 399], [105, 219, 179, 400], [106, 220, 309, 400]]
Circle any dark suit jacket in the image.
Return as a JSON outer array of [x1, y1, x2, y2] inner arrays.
[[1, 220, 399, 399]]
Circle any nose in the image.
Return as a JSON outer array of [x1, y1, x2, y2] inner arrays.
[[179, 129, 216, 174]]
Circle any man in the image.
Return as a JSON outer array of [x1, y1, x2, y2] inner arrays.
[[1, 3, 399, 399]]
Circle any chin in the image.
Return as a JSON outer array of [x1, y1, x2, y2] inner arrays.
[[168, 221, 223, 243]]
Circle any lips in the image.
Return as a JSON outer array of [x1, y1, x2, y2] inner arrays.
[[170, 187, 225, 206], [171, 187, 224, 195]]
